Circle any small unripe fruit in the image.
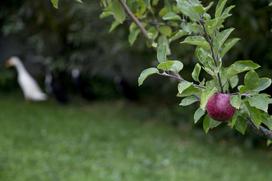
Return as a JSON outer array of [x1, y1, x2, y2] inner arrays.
[[206, 93, 236, 122]]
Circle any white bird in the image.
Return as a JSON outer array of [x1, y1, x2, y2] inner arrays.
[[6, 56, 47, 101]]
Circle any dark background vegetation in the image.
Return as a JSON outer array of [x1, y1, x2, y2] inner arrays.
[[0, 0, 271, 145]]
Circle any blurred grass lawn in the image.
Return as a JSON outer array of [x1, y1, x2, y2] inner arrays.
[[0, 96, 272, 181]]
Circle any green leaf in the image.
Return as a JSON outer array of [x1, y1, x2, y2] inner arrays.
[[203, 115, 221, 133], [169, 30, 187, 42], [109, 20, 120, 32], [255, 78, 272, 92], [205, 2, 214, 11], [203, 116, 210, 133], [138, 68, 159, 86], [159, 26, 172, 37], [129, 23, 140, 45], [178, 81, 192, 94], [221, 5, 235, 18], [230, 95, 241, 109], [206, 79, 217, 88], [246, 103, 266, 127], [244, 70, 260, 90], [51, 0, 59, 8], [194, 108, 205, 123], [157, 60, 183, 73], [234, 117, 248, 135], [193, 4, 205, 14], [208, 5, 234, 35], [217, 28, 234, 49], [221, 38, 240, 57], [100, 11, 112, 19], [192, 63, 201, 82], [180, 96, 198, 106], [226, 60, 260, 77], [176, 0, 204, 21], [230, 112, 238, 128], [159, 7, 168, 17], [111, 0, 126, 23], [248, 94, 271, 112], [215, 0, 227, 18], [157, 36, 170, 62], [134, 0, 146, 16], [229, 75, 239, 88], [238, 85, 247, 93], [263, 116, 272, 130], [181, 36, 209, 49], [181, 22, 201, 34], [200, 87, 217, 110], [177, 84, 201, 97], [162, 12, 181, 21], [250, 110, 264, 128], [206, 18, 222, 34], [147, 27, 159, 40], [195, 48, 214, 73]]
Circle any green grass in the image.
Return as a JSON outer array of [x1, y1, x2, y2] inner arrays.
[[0, 96, 272, 181]]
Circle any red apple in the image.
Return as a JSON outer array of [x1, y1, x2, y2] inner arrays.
[[206, 93, 236, 122]]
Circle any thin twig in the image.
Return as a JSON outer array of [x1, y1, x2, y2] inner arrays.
[[247, 119, 272, 140], [158, 72, 205, 89], [158, 72, 183, 81], [199, 19, 224, 93], [118, 0, 149, 39]]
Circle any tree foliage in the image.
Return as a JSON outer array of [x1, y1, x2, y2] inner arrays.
[[96, 0, 272, 141]]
